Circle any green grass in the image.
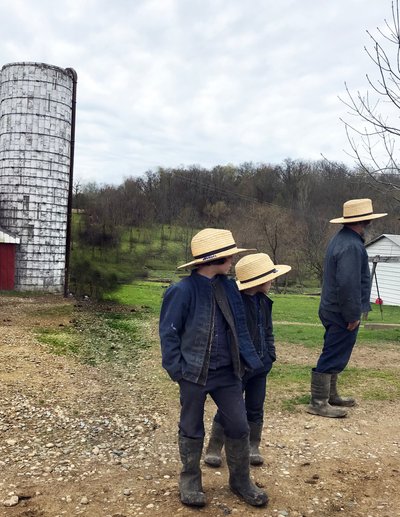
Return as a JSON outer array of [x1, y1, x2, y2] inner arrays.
[[32, 278, 400, 413], [270, 294, 321, 323], [269, 293, 400, 348], [36, 307, 152, 367], [267, 363, 400, 411], [107, 284, 400, 346], [104, 281, 167, 313], [37, 327, 80, 356], [271, 293, 400, 325], [274, 321, 400, 348], [274, 323, 323, 347]]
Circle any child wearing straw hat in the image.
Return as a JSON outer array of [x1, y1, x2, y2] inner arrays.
[[159, 228, 268, 508], [306, 198, 387, 418], [204, 253, 291, 468]]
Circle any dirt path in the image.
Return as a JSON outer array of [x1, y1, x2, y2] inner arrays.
[[0, 295, 399, 517]]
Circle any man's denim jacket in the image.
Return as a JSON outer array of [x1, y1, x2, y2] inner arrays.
[[159, 270, 263, 385], [319, 226, 371, 323]]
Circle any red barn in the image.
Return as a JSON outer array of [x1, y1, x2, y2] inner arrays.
[[0, 227, 20, 290]]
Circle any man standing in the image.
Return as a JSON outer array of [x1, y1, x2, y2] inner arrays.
[[307, 199, 387, 418], [159, 228, 268, 507]]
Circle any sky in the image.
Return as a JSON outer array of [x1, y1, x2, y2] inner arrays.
[[0, 0, 395, 185]]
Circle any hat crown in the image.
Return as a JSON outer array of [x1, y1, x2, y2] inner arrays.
[[343, 198, 373, 219], [191, 228, 236, 259], [236, 253, 275, 282]]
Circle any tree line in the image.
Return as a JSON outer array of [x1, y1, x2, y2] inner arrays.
[[70, 159, 399, 297]]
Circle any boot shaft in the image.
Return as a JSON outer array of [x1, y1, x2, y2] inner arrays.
[[329, 373, 356, 407], [249, 421, 264, 466], [178, 435, 204, 472], [224, 435, 268, 507], [306, 371, 347, 418], [204, 420, 224, 467], [178, 435, 205, 507]]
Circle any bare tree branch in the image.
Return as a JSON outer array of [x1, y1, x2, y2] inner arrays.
[[340, 0, 400, 203]]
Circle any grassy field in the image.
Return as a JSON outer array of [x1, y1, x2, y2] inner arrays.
[[35, 281, 400, 412], [107, 284, 400, 345], [270, 293, 400, 347], [106, 281, 400, 410]]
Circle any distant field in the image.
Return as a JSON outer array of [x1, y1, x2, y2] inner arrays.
[[107, 282, 400, 346]]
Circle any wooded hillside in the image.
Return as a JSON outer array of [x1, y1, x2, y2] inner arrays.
[[70, 159, 400, 297]]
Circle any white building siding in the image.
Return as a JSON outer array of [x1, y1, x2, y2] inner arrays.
[[367, 235, 400, 307]]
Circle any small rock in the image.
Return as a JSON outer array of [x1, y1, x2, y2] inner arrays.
[[5, 439, 17, 446], [123, 489, 131, 496], [80, 496, 89, 505], [3, 495, 19, 507]]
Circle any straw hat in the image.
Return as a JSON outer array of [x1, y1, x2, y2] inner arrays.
[[235, 253, 291, 291], [330, 198, 387, 224], [177, 228, 254, 270]]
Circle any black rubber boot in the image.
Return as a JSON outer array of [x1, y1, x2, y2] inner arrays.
[[225, 435, 268, 507], [329, 373, 356, 407], [204, 420, 224, 467], [249, 421, 264, 466], [178, 435, 206, 507], [306, 370, 347, 418]]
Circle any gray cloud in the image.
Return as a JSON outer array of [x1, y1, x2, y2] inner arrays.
[[0, 0, 392, 183]]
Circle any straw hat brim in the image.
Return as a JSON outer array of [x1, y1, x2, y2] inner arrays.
[[330, 212, 387, 224], [236, 264, 291, 290], [177, 247, 255, 270]]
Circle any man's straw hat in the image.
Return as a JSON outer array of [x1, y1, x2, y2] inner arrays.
[[330, 198, 387, 224], [235, 253, 291, 291], [177, 228, 254, 270]]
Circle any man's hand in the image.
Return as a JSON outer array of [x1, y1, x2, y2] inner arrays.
[[347, 320, 360, 331]]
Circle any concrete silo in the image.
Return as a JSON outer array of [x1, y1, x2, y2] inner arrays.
[[0, 62, 77, 293]]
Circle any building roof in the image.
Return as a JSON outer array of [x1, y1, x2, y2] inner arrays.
[[0, 226, 20, 244], [366, 234, 400, 248]]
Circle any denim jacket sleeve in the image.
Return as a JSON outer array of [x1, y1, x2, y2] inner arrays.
[[336, 243, 363, 322], [159, 283, 189, 382]]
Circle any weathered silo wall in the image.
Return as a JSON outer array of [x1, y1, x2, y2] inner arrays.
[[0, 62, 76, 293]]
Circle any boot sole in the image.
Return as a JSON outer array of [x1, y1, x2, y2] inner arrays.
[[180, 494, 206, 507], [204, 457, 222, 468], [230, 485, 268, 507], [306, 407, 347, 418]]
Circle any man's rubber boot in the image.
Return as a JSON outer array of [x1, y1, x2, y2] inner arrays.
[[329, 373, 356, 407], [178, 435, 206, 507], [249, 421, 264, 466], [306, 370, 347, 418], [225, 435, 268, 507], [204, 420, 224, 467]]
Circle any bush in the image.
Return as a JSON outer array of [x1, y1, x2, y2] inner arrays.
[[69, 258, 119, 300]]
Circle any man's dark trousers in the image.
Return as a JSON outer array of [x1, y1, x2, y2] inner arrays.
[[315, 309, 359, 374]]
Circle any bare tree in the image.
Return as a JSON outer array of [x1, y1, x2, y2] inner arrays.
[[341, 0, 400, 203]]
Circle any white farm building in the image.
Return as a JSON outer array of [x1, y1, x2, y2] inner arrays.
[[366, 234, 400, 307]]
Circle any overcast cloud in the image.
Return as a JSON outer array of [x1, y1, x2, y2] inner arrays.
[[0, 0, 393, 184]]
